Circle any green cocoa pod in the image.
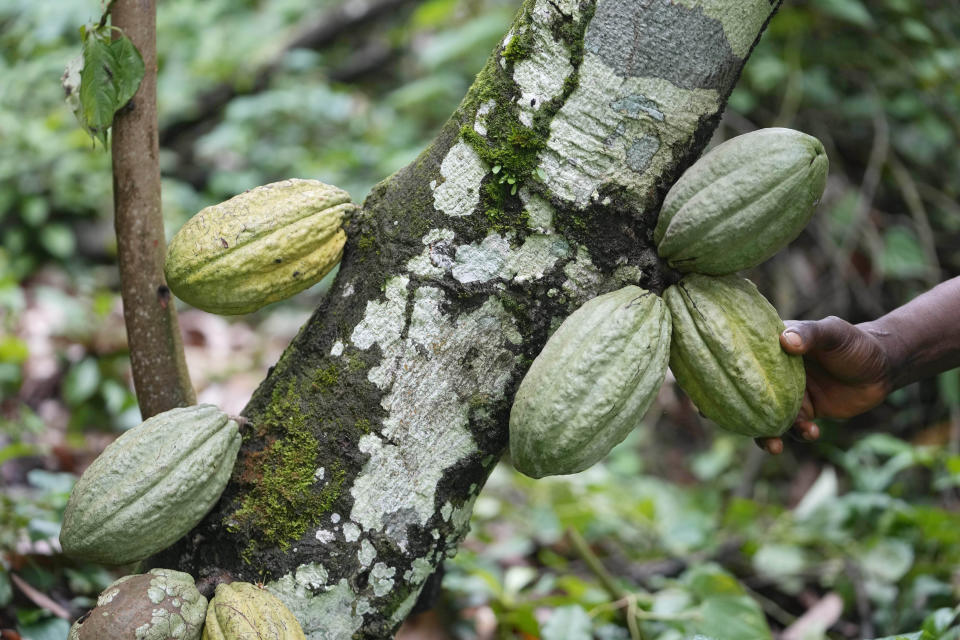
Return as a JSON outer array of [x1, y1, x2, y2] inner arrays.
[[60, 404, 241, 565], [510, 286, 671, 478], [654, 128, 828, 275], [68, 568, 206, 640], [664, 274, 804, 438], [165, 178, 353, 315], [202, 582, 306, 640]]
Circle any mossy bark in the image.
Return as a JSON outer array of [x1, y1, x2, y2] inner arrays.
[[151, 1, 782, 637]]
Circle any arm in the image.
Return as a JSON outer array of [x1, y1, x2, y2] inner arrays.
[[758, 276, 960, 455]]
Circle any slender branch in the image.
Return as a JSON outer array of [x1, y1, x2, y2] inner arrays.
[[567, 527, 629, 601], [111, 0, 195, 417]]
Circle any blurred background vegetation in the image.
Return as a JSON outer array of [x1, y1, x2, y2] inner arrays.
[[1, 0, 959, 638]]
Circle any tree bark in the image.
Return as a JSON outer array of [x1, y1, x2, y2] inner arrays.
[[152, 0, 781, 636], [111, 0, 195, 418]]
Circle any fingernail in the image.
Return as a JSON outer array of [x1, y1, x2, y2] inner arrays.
[[782, 329, 802, 348]]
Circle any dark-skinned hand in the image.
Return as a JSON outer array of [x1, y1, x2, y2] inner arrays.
[[756, 316, 893, 455]]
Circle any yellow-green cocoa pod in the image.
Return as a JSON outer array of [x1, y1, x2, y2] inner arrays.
[[165, 178, 353, 315], [60, 404, 241, 565], [68, 568, 207, 640], [664, 274, 804, 438], [509, 286, 671, 478], [654, 128, 828, 275], [202, 582, 306, 640]]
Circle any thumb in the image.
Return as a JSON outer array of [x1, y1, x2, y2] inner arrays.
[[780, 320, 816, 355]]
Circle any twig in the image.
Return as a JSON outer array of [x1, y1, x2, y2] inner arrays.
[[10, 573, 71, 620], [566, 527, 628, 601], [741, 583, 796, 628]]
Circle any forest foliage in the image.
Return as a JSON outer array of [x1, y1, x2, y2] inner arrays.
[[1, 0, 959, 638]]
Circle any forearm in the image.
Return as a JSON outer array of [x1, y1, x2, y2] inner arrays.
[[859, 276, 960, 389]]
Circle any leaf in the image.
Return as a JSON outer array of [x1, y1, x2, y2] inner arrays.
[[79, 32, 119, 145], [541, 605, 593, 640], [698, 595, 772, 640], [109, 33, 144, 107], [18, 617, 71, 640], [76, 27, 144, 145], [63, 357, 100, 406]]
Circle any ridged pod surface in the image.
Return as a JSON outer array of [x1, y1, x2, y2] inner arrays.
[[510, 286, 671, 478], [60, 404, 241, 565], [664, 274, 804, 438], [654, 128, 828, 275], [202, 582, 306, 640], [165, 179, 353, 314], [68, 569, 206, 640]]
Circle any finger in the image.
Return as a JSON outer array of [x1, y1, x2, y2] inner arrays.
[[793, 419, 820, 441], [755, 437, 783, 455], [780, 321, 813, 355]]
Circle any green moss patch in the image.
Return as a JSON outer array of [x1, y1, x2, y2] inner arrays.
[[230, 381, 345, 552]]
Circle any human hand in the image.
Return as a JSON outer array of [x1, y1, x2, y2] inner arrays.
[[756, 316, 893, 455]]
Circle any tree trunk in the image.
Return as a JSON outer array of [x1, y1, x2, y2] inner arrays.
[[152, 0, 781, 636], [111, 0, 195, 418]]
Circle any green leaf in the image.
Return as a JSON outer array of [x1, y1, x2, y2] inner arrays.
[[881, 225, 928, 279], [63, 357, 100, 406], [77, 28, 144, 145], [38, 224, 76, 260], [541, 605, 593, 640], [0, 442, 40, 467], [699, 596, 772, 640], [18, 617, 71, 640], [0, 335, 28, 364], [109, 33, 144, 107], [813, 0, 875, 28], [80, 32, 120, 145]]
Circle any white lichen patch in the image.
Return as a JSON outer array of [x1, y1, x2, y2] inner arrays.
[[359, 538, 377, 567], [539, 54, 719, 207], [504, 234, 571, 283], [314, 467, 325, 481], [404, 557, 435, 584], [521, 189, 555, 232], [331, 513, 341, 523], [406, 228, 456, 278], [315, 529, 336, 544], [295, 563, 329, 590], [452, 234, 512, 284], [269, 576, 363, 639], [432, 140, 487, 218], [562, 246, 603, 302], [330, 341, 344, 357], [342, 522, 361, 542], [348, 289, 518, 547], [98, 586, 122, 606], [451, 232, 569, 286], [672, 0, 774, 58], [351, 276, 409, 351], [514, 0, 574, 127], [474, 99, 496, 136], [370, 563, 396, 597], [440, 502, 454, 522]]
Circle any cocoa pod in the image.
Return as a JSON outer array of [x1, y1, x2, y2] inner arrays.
[[664, 274, 804, 438], [510, 286, 671, 478], [655, 128, 828, 275], [165, 178, 353, 314]]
